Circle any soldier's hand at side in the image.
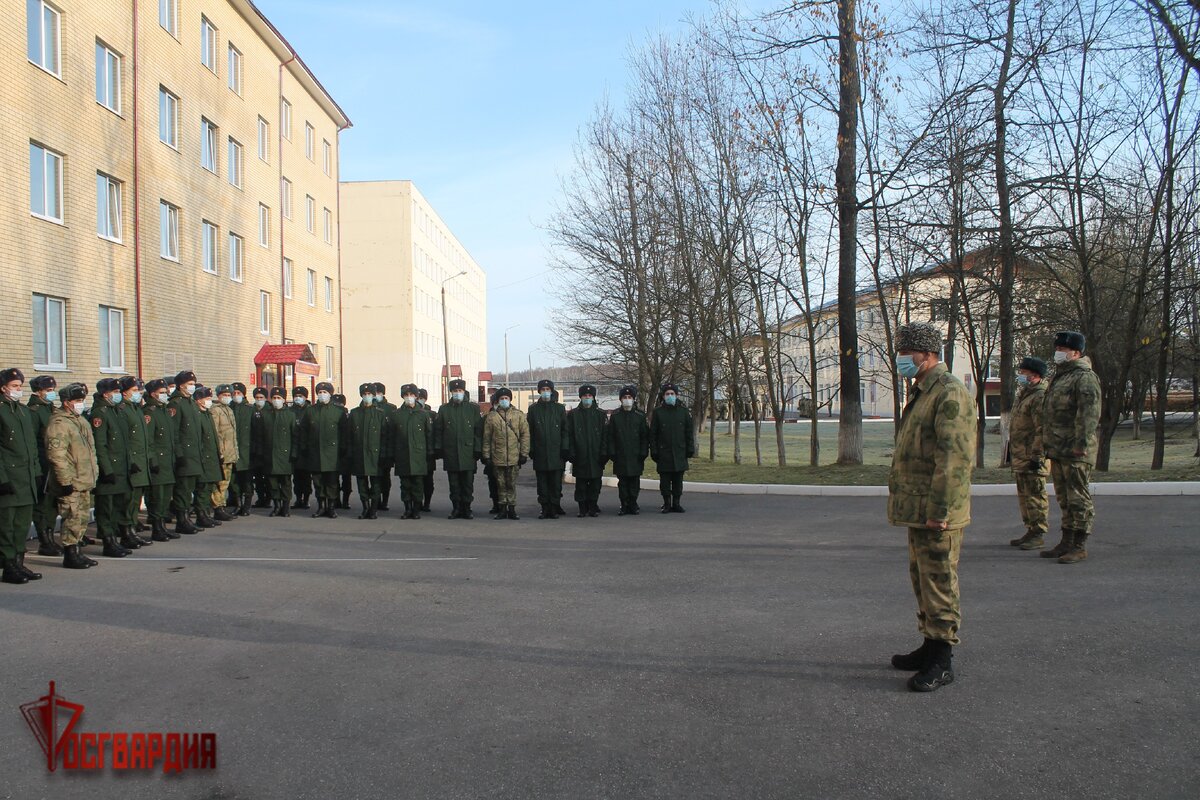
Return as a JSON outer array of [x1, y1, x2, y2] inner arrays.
[[925, 519, 948, 531], [99, 473, 116, 485], [0, 482, 13, 496], [1029, 458, 1043, 471], [518, 455, 528, 466], [473, 451, 482, 462], [59, 484, 75, 496], [130, 463, 141, 474], [150, 464, 160, 475]]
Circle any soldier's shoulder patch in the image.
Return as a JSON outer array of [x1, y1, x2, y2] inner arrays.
[[942, 399, 960, 420], [92, 417, 103, 428], [168, 408, 177, 417], [144, 415, 152, 425]]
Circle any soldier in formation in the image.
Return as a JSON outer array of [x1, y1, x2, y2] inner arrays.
[[1008, 357, 1050, 550]]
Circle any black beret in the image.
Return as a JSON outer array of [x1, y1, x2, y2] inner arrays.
[[60, 383, 89, 402], [174, 370, 197, 386], [215, 384, 233, 395], [0, 368, 26, 386], [145, 378, 167, 393], [494, 387, 513, 400], [118, 376, 141, 392], [418, 388, 428, 400], [270, 386, 288, 398], [1054, 330, 1086, 352], [292, 385, 309, 397], [1019, 357, 1048, 377], [31, 376, 57, 391], [579, 384, 597, 397], [252, 387, 268, 398], [96, 378, 119, 394], [537, 379, 555, 391], [619, 385, 637, 399], [315, 382, 334, 394], [230, 382, 247, 394], [448, 379, 467, 391], [400, 383, 419, 396]]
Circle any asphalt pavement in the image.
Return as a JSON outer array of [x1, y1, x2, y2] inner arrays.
[[2, 472, 1197, 799]]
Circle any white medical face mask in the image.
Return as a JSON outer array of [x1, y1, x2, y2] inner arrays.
[[404, 396, 417, 407], [294, 396, 307, 406], [255, 398, 267, 408], [1053, 350, 1069, 364], [156, 392, 169, 404], [317, 392, 332, 404], [6, 388, 25, 402], [272, 398, 286, 410], [220, 396, 233, 406], [70, 401, 85, 415], [233, 394, 244, 404], [362, 395, 373, 406], [183, 383, 196, 396], [202, 399, 213, 410], [621, 398, 634, 410]]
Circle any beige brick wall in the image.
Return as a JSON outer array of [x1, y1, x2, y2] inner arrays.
[[0, 0, 347, 395]]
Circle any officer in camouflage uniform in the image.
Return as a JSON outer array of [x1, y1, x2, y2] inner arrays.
[[482, 388, 529, 520], [603, 385, 649, 515], [434, 378, 483, 520], [209, 385, 239, 522], [567, 384, 607, 517], [1042, 331, 1102, 564], [45, 383, 100, 569], [887, 322, 976, 693], [1008, 357, 1051, 550], [27, 375, 63, 556]]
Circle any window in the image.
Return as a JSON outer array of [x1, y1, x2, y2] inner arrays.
[[305, 122, 314, 160], [96, 173, 122, 242], [99, 306, 125, 371], [323, 139, 332, 175], [201, 118, 218, 172], [259, 291, 271, 334], [305, 195, 315, 233], [158, 87, 178, 147], [283, 258, 293, 298], [324, 276, 333, 312], [323, 208, 332, 244], [930, 299, 951, 322], [325, 346, 334, 379], [201, 221, 218, 273], [227, 44, 241, 94], [29, 142, 63, 222], [281, 177, 292, 218], [258, 204, 270, 248], [160, 201, 179, 260], [200, 16, 217, 73], [27, 0, 60, 76], [227, 137, 243, 188], [158, 0, 177, 36], [987, 358, 1001, 381], [95, 41, 121, 113], [32, 294, 66, 370], [280, 97, 291, 141], [228, 233, 243, 282], [257, 116, 269, 161], [306, 269, 316, 306]]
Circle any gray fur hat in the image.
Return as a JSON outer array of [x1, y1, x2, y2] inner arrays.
[[895, 322, 943, 353]]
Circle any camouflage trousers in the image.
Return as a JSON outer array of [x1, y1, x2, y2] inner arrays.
[[907, 526, 963, 646], [1013, 470, 1049, 536], [57, 492, 92, 547], [1051, 461, 1094, 534], [211, 464, 233, 509], [494, 466, 519, 505]]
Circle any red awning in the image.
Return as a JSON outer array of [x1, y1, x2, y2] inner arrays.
[[254, 343, 317, 366], [440, 365, 463, 378], [478, 371, 493, 382]]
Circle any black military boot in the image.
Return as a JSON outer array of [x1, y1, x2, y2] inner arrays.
[[460, 505, 474, 520], [62, 544, 92, 570], [507, 504, 519, 521], [493, 504, 508, 520], [15, 553, 42, 581], [367, 499, 378, 520], [292, 493, 307, 511], [279, 498, 291, 517], [340, 489, 352, 510], [379, 490, 390, 511], [577, 503, 587, 518], [1, 556, 29, 584], [214, 505, 236, 522], [324, 497, 339, 519], [150, 519, 172, 542], [175, 510, 200, 535], [358, 499, 373, 520], [537, 504, 549, 520], [448, 503, 460, 520], [311, 498, 326, 519], [908, 640, 954, 692], [660, 494, 671, 513], [630, 502, 640, 515], [203, 506, 222, 527], [102, 534, 130, 558], [618, 503, 628, 516], [79, 546, 99, 566], [132, 525, 154, 545], [1040, 530, 1074, 559], [37, 526, 64, 557], [670, 500, 685, 513], [119, 525, 144, 550], [489, 500, 502, 515], [268, 500, 280, 518], [410, 502, 421, 520], [588, 503, 599, 518], [891, 638, 934, 671], [237, 496, 252, 517]]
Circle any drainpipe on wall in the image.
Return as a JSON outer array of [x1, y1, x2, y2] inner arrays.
[[278, 54, 296, 355], [132, 0, 144, 376], [335, 123, 349, 388]]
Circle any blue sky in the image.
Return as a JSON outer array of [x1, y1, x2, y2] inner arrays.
[[255, 0, 717, 372]]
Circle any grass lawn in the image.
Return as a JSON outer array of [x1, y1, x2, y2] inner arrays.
[[672, 417, 1200, 485]]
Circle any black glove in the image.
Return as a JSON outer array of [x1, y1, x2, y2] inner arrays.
[[150, 464, 160, 475], [130, 463, 142, 474], [480, 457, 489, 467], [175, 457, 187, 471], [0, 482, 13, 496], [434, 450, 444, 460], [518, 455, 528, 466], [473, 452, 482, 462], [1029, 457, 1043, 471], [99, 473, 116, 485], [59, 484, 75, 497]]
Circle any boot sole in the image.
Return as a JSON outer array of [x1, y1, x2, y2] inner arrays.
[[908, 670, 955, 692]]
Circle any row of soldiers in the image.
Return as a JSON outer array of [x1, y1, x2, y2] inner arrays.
[[0, 369, 697, 583]]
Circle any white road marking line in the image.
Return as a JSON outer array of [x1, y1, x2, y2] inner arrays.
[[107, 557, 478, 562]]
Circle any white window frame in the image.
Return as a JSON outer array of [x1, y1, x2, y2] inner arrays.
[[283, 258, 293, 299], [29, 142, 63, 223], [96, 173, 123, 243], [281, 177, 292, 218], [325, 346, 334, 379], [32, 293, 66, 370], [158, 86, 178, 148], [158, 0, 177, 37], [27, 0, 61, 77], [280, 97, 292, 141], [257, 116, 270, 162], [99, 306, 125, 373], [228, 232, 244, 282], [324, 276, 333, 312], [227, 136, 243, 188], [201, 117, 218, 173], [322, 139, 332, 176], [160, 200, 179, 261], [258, 203, 270, 248], [306, 269, 316, 306], [227, 43, 242, 95], [305, 122, 314, 161], [200, 16, 218, 74], [95, 40, 121, 114], [201, 220, 219, 274], [323, 208, 333, 244], [305, 195, 315, 233], [260, 291, 271, 335]]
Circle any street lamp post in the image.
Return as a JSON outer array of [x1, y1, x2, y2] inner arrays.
[[441, 270, 468, 403], [503, 324, 520, 387]]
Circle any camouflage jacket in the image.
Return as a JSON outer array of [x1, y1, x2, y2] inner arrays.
[[44, 407, 99, 493], [1042, 356, 1101, 466], [210, 402, 240, 465], [1008, 382, 1049, 474], [888, 363, 976, 529]]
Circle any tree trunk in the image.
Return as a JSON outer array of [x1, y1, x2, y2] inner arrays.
[[835, 0, 863, 465], [993, 0, 1019, 467]]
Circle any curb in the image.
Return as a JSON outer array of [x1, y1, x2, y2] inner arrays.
[[563, 468, 1200, 497]]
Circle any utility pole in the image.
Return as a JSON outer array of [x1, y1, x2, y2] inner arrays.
[[504, 323, 520, 387], [440, 270, 467, 403]]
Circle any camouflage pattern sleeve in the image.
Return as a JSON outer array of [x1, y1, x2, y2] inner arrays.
[[928, 379, 976, 523], [1074, 371, 1101, 456]]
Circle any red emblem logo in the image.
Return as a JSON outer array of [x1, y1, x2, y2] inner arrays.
[[92, 418, 103, 429], [168, 408, 177, 417]]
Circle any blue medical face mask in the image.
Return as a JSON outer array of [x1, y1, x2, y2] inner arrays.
[[895, 355, 920, 379], [1016, 374, 1030, 386], [498, 398, 511, 410], [130, 391, 143, 404], [581, 397, 594, 408], [294, 396, 307, 406], [540, 391, 552, 401], [452, 392, 464, 402], [45, 390, 59, 402], [110, 392, 123, 405], [663, 394, 677, 406]]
